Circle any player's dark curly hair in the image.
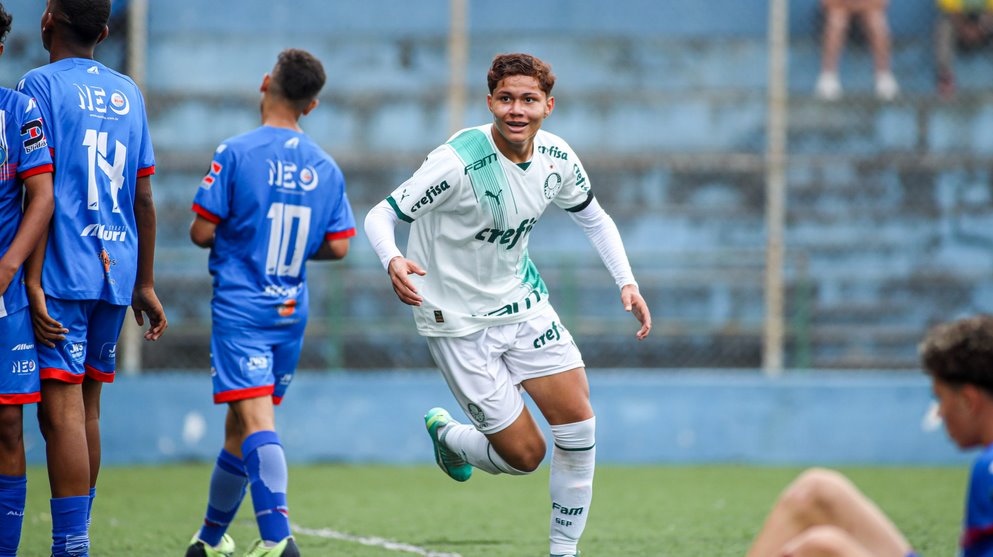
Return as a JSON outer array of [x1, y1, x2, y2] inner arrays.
[[51, 0, 111, 45], [270, 48, 326, 112], [487, 53, 555, 95], [920, 314, 993, 394], [0, 3, 13, 45]]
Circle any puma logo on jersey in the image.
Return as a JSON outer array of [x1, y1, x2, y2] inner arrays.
[[474, 217, 536, 250], [483, 190, 502, 205]]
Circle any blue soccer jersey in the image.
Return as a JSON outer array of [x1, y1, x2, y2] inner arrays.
[[0, 87, 54, 318], [962, 444, 993, 557], [192, 126, 356, 329], [17, 58, 155, 305]]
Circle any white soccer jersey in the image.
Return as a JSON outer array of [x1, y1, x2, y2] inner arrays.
[[385, 124, 593, 337]]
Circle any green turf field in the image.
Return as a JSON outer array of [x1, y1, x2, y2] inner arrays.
[[18, 464, 964, 556]]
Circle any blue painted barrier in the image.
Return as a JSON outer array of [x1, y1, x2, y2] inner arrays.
[[22, 370, 965, 467]]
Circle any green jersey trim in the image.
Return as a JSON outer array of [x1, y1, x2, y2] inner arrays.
[[519, 250, 549, 298], [387, 195, 414, 223], [447, 129, 515, 230]]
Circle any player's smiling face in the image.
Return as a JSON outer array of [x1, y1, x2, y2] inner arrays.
[[487, 75, 554, 161]]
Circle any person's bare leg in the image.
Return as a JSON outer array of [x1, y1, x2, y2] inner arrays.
[[820, 3, 852, 74], [0, 405, 24, 476], [82, 378, 102, 489], [746, 468, 913, 557], [861, 6, 893, 74], [38, 380, 89, 497]]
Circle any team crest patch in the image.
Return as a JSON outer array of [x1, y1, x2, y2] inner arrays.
[[467, 403, 487, 427], [543, 172, 563, 199]]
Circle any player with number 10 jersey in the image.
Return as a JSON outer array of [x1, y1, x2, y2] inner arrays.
[[192, 129, 356, 333], [18, 58, 154, 306]]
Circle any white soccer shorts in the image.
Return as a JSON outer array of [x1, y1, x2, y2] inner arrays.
[[425, 304, 585, 434]]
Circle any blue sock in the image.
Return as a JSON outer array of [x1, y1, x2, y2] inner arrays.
[[51, 495, 89, 557], [0, 474, 27, 557], [198, 449, 248, 546], [242, 431, 290, 543], [86, 487, 95, 528]]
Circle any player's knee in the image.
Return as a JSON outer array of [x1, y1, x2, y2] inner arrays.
[[780, 468, 850, 521], [0, 407, 22, 452], [782, 525, 853, 557], [503, 438, 546, 473]]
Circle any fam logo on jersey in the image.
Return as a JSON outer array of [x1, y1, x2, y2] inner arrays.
[[543, 172, 562, 200], [267, 160, 319, 192], [200, 160, 223, 190], [64, 342, 86, 365], [474, 217, 536, 250], [409, 180, 451, 214], [80, 223, 128, 242], [241, 354, 271, 375], [464, 153, 497, 175], [19, 118, 46, 154]]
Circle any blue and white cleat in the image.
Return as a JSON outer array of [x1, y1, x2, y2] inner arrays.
[[424, 407, 472, 482]]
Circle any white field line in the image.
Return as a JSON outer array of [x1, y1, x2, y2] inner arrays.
[[292, 523, 464, 557]]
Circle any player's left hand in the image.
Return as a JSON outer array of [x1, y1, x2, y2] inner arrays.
[[131, 286, 168, 341], [621, 283, 651, 340]]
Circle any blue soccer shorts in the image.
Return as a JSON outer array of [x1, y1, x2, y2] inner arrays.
[[210, 321, 306, 406], [0, 307, 41, 404], [37, 298, 127, 384]]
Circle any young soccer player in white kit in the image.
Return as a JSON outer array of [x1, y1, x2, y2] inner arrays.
[[364, 52, 652, 557]]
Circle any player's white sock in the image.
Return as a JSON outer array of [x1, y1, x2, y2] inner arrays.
[[441, 423, 528, 475], [548, 417, 596, 556]]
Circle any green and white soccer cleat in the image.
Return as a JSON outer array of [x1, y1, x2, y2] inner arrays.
[[242, 537, 300, 557], [424, 407, 472, 482], [185, 532, 236, 557]]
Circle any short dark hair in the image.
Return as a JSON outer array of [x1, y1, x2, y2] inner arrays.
[[0, 3, 12, 44], [270, 48, 326, 112], [50, 0, 110, 46], [920, 315, 993, 393], [487, 53, 556, 95]]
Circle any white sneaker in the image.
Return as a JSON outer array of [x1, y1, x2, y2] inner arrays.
[[815, 72, 842, 101], [875, 71, 899, 101]]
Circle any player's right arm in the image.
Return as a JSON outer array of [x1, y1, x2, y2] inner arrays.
[[363, 145, 460, 306], [364, 201, 425, 306]]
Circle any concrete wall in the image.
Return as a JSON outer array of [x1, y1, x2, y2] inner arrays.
[[21, 371, 966, 467]]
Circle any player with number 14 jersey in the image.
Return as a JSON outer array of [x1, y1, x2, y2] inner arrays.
[[18, 57, 154, 305]]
